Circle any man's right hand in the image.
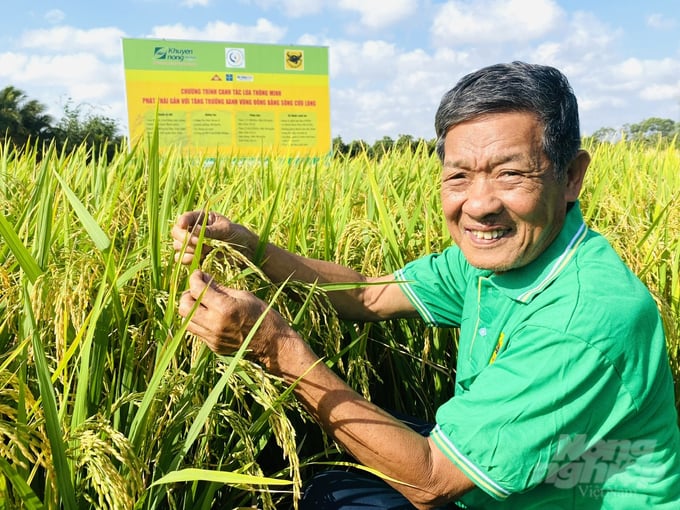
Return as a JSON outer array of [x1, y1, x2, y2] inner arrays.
[[171, 210, 255, 265]]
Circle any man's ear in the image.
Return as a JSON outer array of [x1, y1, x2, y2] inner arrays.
[[565, 150, 590, 202]]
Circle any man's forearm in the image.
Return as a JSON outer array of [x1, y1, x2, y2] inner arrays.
[[274, 338, 473, 508], [257, 242, 386, 321]]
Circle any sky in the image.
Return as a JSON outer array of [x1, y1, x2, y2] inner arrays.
[[1, 0, 679, 143]]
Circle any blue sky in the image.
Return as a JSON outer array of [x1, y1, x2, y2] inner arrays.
[[1, 0, 678, 143]]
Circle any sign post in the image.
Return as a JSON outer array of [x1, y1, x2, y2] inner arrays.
[[122, 38, 330, 157]]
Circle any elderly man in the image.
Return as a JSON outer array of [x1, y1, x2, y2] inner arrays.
[[172, 62, 680, 509]]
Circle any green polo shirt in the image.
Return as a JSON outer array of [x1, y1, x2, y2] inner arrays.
[[395, 203, 680, 509]]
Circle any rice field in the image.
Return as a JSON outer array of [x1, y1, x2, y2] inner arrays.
[[0, 136, 678, 508]]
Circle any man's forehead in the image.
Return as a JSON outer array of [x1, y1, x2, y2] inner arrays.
[[443, 151, 531, 168]]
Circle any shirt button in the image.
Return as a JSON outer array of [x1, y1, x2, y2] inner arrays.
[[479, 327, 487, 337]]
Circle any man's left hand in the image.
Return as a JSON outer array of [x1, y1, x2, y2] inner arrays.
[[178, 270, 299, 372]]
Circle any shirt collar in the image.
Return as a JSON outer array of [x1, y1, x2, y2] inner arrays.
[[486, 202, 589, 303]]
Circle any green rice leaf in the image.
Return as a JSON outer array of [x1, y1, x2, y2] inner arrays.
[[0, 213, 42, 282], [311, 461, 417, 488], [150, 468, 293, 487], [52, 170, 111, 252], [0, 456, 45, 509]]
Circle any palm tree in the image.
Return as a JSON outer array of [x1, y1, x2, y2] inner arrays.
[[0, 85, 53, 148]]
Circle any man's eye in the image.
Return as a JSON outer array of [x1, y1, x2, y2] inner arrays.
[[444, 171, 467, 181], [498, 170, 525, 180]]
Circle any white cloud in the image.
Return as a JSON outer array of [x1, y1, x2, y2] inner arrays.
[[525, 11, 620, 78], [646, 13, 677, 30], [327, 39, 398, 80], [2, 52, 120, 96], [327, 40, 474, 142], [531, 42, 562, 64], [0, 50, 125, 124], [181, 0, 211, 7], [18, 26, 125, 58], [149, 18, 286, 43], [640, 82, 680, 101], [337, 0, 418, 29], [275, 0, 325, 17], [577, 95, 626, 113], [570, 54, 680, 134], [44, 9, 65, 24], [239, 0, 325, 17], [431, 0, 564, 46], [563, 11, 618, 54], [2, 1, 677, 144], [598, 58, 680, 105], [610, 57, 680, 84]]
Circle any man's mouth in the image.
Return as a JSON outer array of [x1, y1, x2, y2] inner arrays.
[[469, 229, 508, 240]]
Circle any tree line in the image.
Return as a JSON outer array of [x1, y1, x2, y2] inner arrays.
[[334, 118, 680, 159], [2, 85, 678, 161], [1, 85, 124, 161]]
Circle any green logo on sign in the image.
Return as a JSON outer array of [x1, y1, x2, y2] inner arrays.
[[154, 47, 168, 60], [153, 46, 196, 63]]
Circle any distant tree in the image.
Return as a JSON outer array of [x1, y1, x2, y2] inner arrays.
[[395, 134, 415, 153], [0, 85, 53, 148], [346, 139, 368, 158], [426, 138, 437, 155], [371, 135, 394, 158], [332, 136, 348, 157], [54, 100, 124, 161], [589, 127, 618, 144], [623, 117, 677, 143]]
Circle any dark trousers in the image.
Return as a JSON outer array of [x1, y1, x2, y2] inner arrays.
[[299, 415, 457, 509], [300, 468, 424, 509]]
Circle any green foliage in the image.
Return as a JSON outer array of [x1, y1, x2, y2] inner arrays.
[[587, 117, 680, 146], [53, 101, 124, 162], [332, 134, 436, 159], [0, 85, 53, 149], [624, 117, 678, 142], [0, 86, 124, 161]]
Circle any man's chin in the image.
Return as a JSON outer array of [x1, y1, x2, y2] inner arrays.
[[466, 256, 516, 273]]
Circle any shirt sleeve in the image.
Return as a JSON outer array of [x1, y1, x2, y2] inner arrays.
[[430, 325, 634, 500], [394, 246, 473, 327]]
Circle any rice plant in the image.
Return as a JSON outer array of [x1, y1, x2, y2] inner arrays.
[[0, 135, 678, 508]]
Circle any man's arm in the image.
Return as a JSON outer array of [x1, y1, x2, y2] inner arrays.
[[255, 241, 418, 321], [179, 270, 475, 509], [281, 338, 476, 508]]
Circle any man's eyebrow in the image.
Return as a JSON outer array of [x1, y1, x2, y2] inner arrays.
[[488, 153, 527, 166], [443, 153, 527, 169], [442, 159, 465, 169]]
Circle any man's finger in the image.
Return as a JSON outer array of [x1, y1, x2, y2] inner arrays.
[[188, 270, 228, 303], [179, 290, 215, 330], [186, 270, 208, 298], [178, 289, 200, 315], [173, 237, 195, 252], [176, 211, 204, 229]]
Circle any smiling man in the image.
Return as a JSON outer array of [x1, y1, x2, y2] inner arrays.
[[173, 62, 680, 509]]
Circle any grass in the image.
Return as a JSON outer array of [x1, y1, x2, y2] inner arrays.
[[0, 136, 678, 508]]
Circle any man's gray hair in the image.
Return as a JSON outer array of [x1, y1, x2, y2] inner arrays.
[[434, 61, 582, 181]]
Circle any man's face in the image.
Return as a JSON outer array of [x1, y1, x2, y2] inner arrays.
[[440, 111, 585, 272]]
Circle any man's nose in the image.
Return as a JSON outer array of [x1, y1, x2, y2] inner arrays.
[[462, 176, 503, 218]]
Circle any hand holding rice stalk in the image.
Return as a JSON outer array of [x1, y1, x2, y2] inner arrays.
[[178, 269, 301, 374]]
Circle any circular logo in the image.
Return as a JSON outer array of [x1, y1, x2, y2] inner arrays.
[[225, 48, 245, 68]]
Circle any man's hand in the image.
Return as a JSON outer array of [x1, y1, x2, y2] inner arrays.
[[171, 211, 255, 265], [178, 270, 299, 372]]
